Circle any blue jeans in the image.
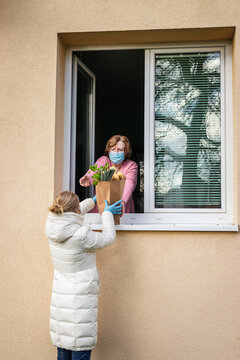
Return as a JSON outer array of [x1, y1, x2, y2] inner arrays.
[[57, 347, 92, 360]]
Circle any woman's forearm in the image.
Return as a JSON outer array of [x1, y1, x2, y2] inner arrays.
[[122, 178, 137, 203], [122, 162, 138, 203]]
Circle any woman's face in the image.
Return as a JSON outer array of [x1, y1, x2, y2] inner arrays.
[[110, 140, 125, 153]]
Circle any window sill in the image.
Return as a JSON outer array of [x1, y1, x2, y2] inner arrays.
[[89, 223, 238, 232], [85, 214, 238, 231]]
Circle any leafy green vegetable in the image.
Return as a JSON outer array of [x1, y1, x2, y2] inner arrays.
[[92, 172, 101, 180], [89, 165, 98, 171], [89, 162, 116, 186]]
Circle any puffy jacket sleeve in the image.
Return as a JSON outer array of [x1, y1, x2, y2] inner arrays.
[[80, 198, 95, 216], [82, 211, 116, 250]]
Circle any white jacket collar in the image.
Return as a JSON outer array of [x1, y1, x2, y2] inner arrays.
[[45, 212, 85, 243]]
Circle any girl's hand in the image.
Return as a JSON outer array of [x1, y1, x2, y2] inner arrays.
[[104, 200, 122, 214], [79, 174, 91, 187]]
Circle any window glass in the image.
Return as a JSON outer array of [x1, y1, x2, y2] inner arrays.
[[154, 52, 221, 208]]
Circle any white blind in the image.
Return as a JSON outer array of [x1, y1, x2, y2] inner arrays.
[[154, 52, 221, 208]]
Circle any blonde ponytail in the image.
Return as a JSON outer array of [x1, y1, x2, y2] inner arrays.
[[48, 204, 64, 214], [49, 191, 80, 214]]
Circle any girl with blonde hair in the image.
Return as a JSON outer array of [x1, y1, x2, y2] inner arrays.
[[46, 191, 121, 360]]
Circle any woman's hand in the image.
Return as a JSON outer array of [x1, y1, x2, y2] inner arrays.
[[79, 174, 91, 187], [121, 201, 126, 217]]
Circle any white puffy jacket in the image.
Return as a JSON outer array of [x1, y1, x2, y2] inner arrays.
[[45, 198, 116, 351]]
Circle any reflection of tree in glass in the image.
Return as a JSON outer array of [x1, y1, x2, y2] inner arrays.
[[154, 52, 221, 208]]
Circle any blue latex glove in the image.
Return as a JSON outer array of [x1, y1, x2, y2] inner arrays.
[[92, 195, 97, 204], [104, 200, 122, 214]]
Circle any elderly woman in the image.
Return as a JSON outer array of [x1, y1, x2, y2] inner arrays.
[[79, 135, 138, 214]]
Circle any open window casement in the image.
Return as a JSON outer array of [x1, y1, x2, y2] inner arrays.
[[63, 42, 237, 231]]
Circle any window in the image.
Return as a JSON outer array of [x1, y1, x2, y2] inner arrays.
[[63, 42, 236, 231], [154, 51, 222, 209]]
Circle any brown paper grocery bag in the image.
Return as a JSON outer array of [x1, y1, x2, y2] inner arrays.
[[96, 179, 126, 225]]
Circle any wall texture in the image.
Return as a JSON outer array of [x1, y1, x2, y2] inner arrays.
[[1, 1, 240, 359]]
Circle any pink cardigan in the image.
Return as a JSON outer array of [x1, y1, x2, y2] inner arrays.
[[87, 156, 138, 213]]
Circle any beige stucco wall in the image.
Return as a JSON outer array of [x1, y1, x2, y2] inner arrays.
[[1, 1, 240, 359]]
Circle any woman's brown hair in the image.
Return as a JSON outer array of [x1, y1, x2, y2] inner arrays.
[[104, 135, 132, 159], [49, 191, 80, 214]]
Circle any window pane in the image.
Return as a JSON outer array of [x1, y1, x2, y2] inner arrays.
[[154, 52, 221, 208]]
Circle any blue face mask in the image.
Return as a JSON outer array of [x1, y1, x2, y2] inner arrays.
[[109, 151, 125, 165]]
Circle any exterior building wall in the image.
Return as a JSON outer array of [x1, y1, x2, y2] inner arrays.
[[1, 1, 240, 359]]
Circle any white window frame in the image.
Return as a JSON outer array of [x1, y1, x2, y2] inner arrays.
[[63, 41, 237, 231], [70, 56, 96, 195]]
